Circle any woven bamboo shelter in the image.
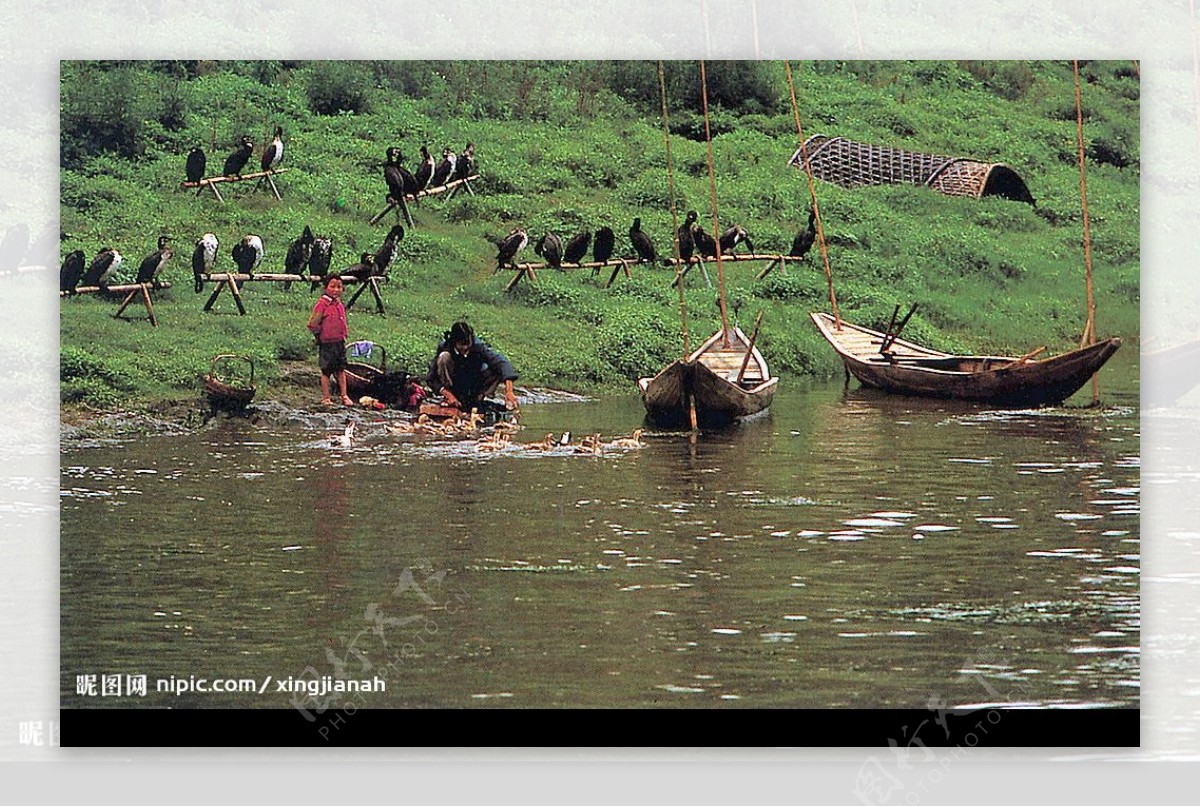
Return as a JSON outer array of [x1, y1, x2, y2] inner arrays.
[[789, 134, 1035, 204]]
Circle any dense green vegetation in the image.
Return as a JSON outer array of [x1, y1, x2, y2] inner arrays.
[[60, 60, 1139, 409]]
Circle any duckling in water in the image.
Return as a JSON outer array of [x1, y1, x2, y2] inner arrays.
[[333, 419, 355, 448], [475, 431, 512, 452], [606, 429, 645, 450], [525, 432, 559, 451], [574, 433, 603, 455]]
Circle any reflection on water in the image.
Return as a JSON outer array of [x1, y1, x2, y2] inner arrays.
[[62, 368, 1140, 712]]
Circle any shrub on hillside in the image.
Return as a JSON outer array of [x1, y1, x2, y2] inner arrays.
[[306, 62, 372, 116]]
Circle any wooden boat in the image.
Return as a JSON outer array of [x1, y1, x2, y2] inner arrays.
[[810, 312, 1121, 407], [203, 354, 255, 411], [638, 325, 779, 427]]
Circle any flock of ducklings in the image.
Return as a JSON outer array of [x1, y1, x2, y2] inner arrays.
[[376, 412, 645, 454]]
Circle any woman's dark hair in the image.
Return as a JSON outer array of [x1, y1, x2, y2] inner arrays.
[[445, 321, 474, 344]]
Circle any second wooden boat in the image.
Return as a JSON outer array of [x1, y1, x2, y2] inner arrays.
[[810, 312, 1121, 407], [638, 325, 779, 427]]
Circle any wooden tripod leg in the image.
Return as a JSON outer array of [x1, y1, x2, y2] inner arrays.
[[697, 257, 712, 288], [370, 203, 397, 226], [203, 279, 225, 312], [503, 267, 526, 293], [142, 284, 158, 327], [397, 196, 414, 228], [606, 264, 622, 288], [346, 279, 369, 309], [210, 183, 225, 202], [266, 173, 282, 201], [228, 278, 247, 315], [756, 258, 779, 281], [369, 277, 386, 314], [113, 289, 139, 319]]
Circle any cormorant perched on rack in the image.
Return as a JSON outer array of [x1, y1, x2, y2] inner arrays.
[[373, 225, 404, 278], [231, 235, 263, 289], [82, 247, 122, 289], [282, 226, 315, 291], [60, 249, 86, 294], [670, 211, 697, 266], [261, 126, 284, 172], [534, 232, 563, 269], [486, 228, 528, 271], [186, 147, 207, 183], [308, 235, 333, 292], [222, 136, 254, 177], [431, 147, 456, 188], [692, 222, 718, 260], [719, 224, 754, 255], [592, 227, 615, 265], [454, 142, 475, 182], [629, 217, 656, 263], [562, 231, 591, 265], [789, 208, 817, 260], [192, 233, 218, 293], [414, 146, 435, 194], [135, 235, 173, 287], [342, 252, 376, 282], [384, 147, 418, 203]]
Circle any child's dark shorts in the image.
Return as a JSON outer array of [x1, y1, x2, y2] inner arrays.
[[318, 340, 347, 376]]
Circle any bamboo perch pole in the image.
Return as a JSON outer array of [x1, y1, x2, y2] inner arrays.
[[62, 280, 173, 297], [736, 311, 765, 384], [1073, 59, 1100, 405], [182, 168, 288, 188], [370, 175, 481, 225]]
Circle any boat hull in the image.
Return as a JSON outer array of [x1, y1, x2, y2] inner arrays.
[[638, 327, 778, 427], [810, 312, 1121, 407]]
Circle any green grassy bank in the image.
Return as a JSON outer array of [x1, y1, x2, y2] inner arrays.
[[60, 60, 1139, 410]]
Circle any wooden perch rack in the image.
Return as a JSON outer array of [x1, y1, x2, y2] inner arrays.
[[61, 281, 174, 327], [181, 168, 289, 201], [198, 273, 388, 316], [370, 174, 480, 227]]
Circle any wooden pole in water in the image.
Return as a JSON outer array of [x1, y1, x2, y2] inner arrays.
[[657, 60, 690, 357], [784, 60, 839, 329], [699, 60, 731, 347], [1073, 59, 1100, 404]]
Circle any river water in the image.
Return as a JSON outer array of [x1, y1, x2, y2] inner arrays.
[[61, 354, 1140, 716]]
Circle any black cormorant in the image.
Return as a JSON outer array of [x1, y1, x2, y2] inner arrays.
[[342, 252, 376, 282], [492, 228, 528, 271], [454, 142, 475, 181], [231, 235, 263, 290], [563, 231, 591, 265], [186, 147, 207, 183], [282, 226, 315, 291], [372, 224, 404, 278], [592, 227, 615, 265], [789, 208, 817, 260], [60, 249, 86, 294], [534, 232, 563, 269], [671, 211, 698, 266], [192, 233, 218, 293], [431, 147, 456, 188], [308, 236, 333, 292], [414, 146, 434, 193], [384, 147, 418, 204], [135, 235, 173, 287], [629, 217, 656, 263], [222, 135, 254, 177], [261, 126, 284, 172], [692, 223, 718, 260], [82, 247, 122, 288], [719, 224, 754, 255]]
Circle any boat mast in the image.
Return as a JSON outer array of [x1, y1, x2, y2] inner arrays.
[[657, 60, 690, 358], [785, 60, 839, 330], [699, 60, 731, 347], [1072, 59, 1100, 404]]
